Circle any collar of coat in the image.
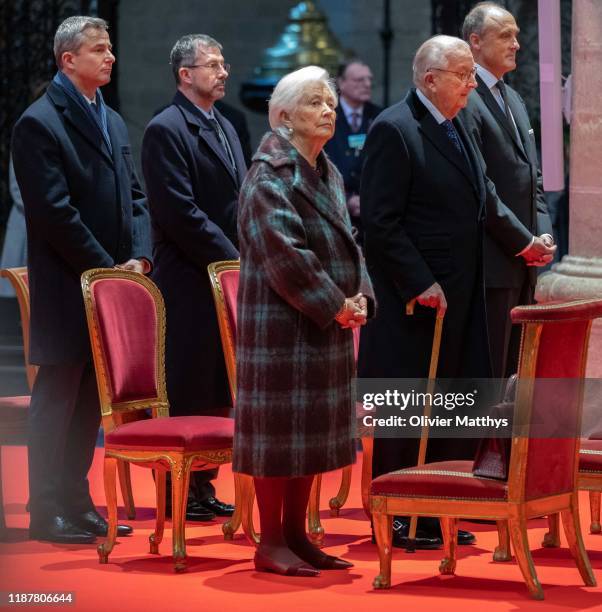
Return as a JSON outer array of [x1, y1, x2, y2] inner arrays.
[[252, 131, 354, 241]]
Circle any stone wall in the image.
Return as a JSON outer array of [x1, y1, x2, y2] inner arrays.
[[117, 0, 431, 169]]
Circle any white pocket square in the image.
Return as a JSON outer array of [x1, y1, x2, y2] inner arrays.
[[528, 129, 534, 134]]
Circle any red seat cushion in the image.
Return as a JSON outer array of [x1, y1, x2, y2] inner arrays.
[[371, 460, 508, 501], [105, 416, 234, 452], [0, 395, 29, 425], [580, 439, 602, 474]]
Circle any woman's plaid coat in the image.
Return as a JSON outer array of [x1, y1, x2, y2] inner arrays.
[[233, 132, 374, 477]]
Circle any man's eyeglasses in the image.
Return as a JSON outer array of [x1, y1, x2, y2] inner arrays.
[[428, 66, 477, 84], [185, 62, 230, 74]]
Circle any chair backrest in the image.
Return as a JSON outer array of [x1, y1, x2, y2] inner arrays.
[[81, 268, 169, 431], [508, 298, 602, 502], [208, 260, 239, 402], [0, 267, 37, 390]]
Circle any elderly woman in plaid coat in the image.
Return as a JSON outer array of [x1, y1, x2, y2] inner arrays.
[[235, 66, 375, 577]]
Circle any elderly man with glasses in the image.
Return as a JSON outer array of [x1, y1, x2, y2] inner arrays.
[[358, 34, 542, 551], [141, 34, 247, 522]]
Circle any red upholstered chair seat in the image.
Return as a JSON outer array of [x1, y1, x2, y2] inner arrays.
[[105, 415, 234, 452], [579, 439, 602, 474], [371, 460, 508, 501]]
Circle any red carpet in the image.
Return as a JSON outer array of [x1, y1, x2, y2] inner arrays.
[[1, 446, 602, 611]]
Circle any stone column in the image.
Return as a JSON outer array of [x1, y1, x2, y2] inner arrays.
[[536, 0, 602, 378]]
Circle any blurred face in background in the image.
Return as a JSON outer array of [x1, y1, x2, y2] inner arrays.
[[338, 62, 373, 107]]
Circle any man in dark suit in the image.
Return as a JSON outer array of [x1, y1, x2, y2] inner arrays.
[[324, 60, 381, 244], [11, 16, 151, 543], [461, 2, 555, 379], [358, 35, 550, 550], [142, 34, 246, 521]]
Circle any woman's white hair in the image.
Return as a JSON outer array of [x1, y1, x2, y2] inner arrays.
[[412, 35, 471, 87], [268, 65, 337, 139]]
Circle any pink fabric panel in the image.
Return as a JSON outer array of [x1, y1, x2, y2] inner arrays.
[[92, 279, 158, 403], [105, 415, 234, 451], [220, 270, 239, 340]]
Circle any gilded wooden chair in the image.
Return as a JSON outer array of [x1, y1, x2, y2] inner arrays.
[[309, 329, 374, 544], [539, 439, 602, 548], [0, 268, 31, 537], [207, 259, 257, 545], [208, 260, 372, 548], [370, 298, 602, 600], [81, 268, 235, 571], [0, 267, 137, 524]]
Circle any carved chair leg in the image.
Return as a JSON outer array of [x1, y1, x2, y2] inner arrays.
[[98, 456, 118, 564], [150, 469, 166, 554], [542, 512, 560, 548], [170, 457, 190, 572], [561, 496, 597, 587], [372, 509, 393, 589], [494, 520, 512, 562], [361, 436, 374, 519], [223, 472, 243, 540], [117, 459, 136, 520], [240, 474, 259, 545], [329, 465, 352, 517], [439, 517, 458, 575], [589, 491, 601, 534], [307, 473, 324, 547], [508, 516, 544, 600]]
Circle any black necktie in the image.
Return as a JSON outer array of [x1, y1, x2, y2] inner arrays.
[[496, 80, 513, 125], [442, 119, 463, 154], [497, 80, 523, 147], [208, 117, 236, 172]]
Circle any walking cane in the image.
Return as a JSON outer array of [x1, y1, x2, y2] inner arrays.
[[405, 298, 445, 553]]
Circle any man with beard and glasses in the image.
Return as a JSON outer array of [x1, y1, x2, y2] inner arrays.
[[142, 34, 247, 522]]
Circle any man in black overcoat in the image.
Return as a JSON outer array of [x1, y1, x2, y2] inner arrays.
[[142, 34, 246, 521], [11, 16, 151, 543], [460, 2, 555, 379], [358, 35, 551, 549], [324, 59, 381, 244]]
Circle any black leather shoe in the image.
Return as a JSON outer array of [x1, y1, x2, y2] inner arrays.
[[30, 515, 97, 544], [199, 496, 234, 517], [389, 519, 442, 550], [418, 516, 476, 546], [166, 500, 216, 522], [70, 510, 133, 537]]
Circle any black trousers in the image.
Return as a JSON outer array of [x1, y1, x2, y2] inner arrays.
[[27, 362, 100, 523], [486, 284, 533, 380]]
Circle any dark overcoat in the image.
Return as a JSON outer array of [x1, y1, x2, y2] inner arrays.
[[142, 91, 247, 413], [460, 75, 553, 377], [234, 132, 374, 478], [324, 100, 382, 198], [358, 90, 504, 477], [461, 75, 552, 290], [11, 81, 152, 365]]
